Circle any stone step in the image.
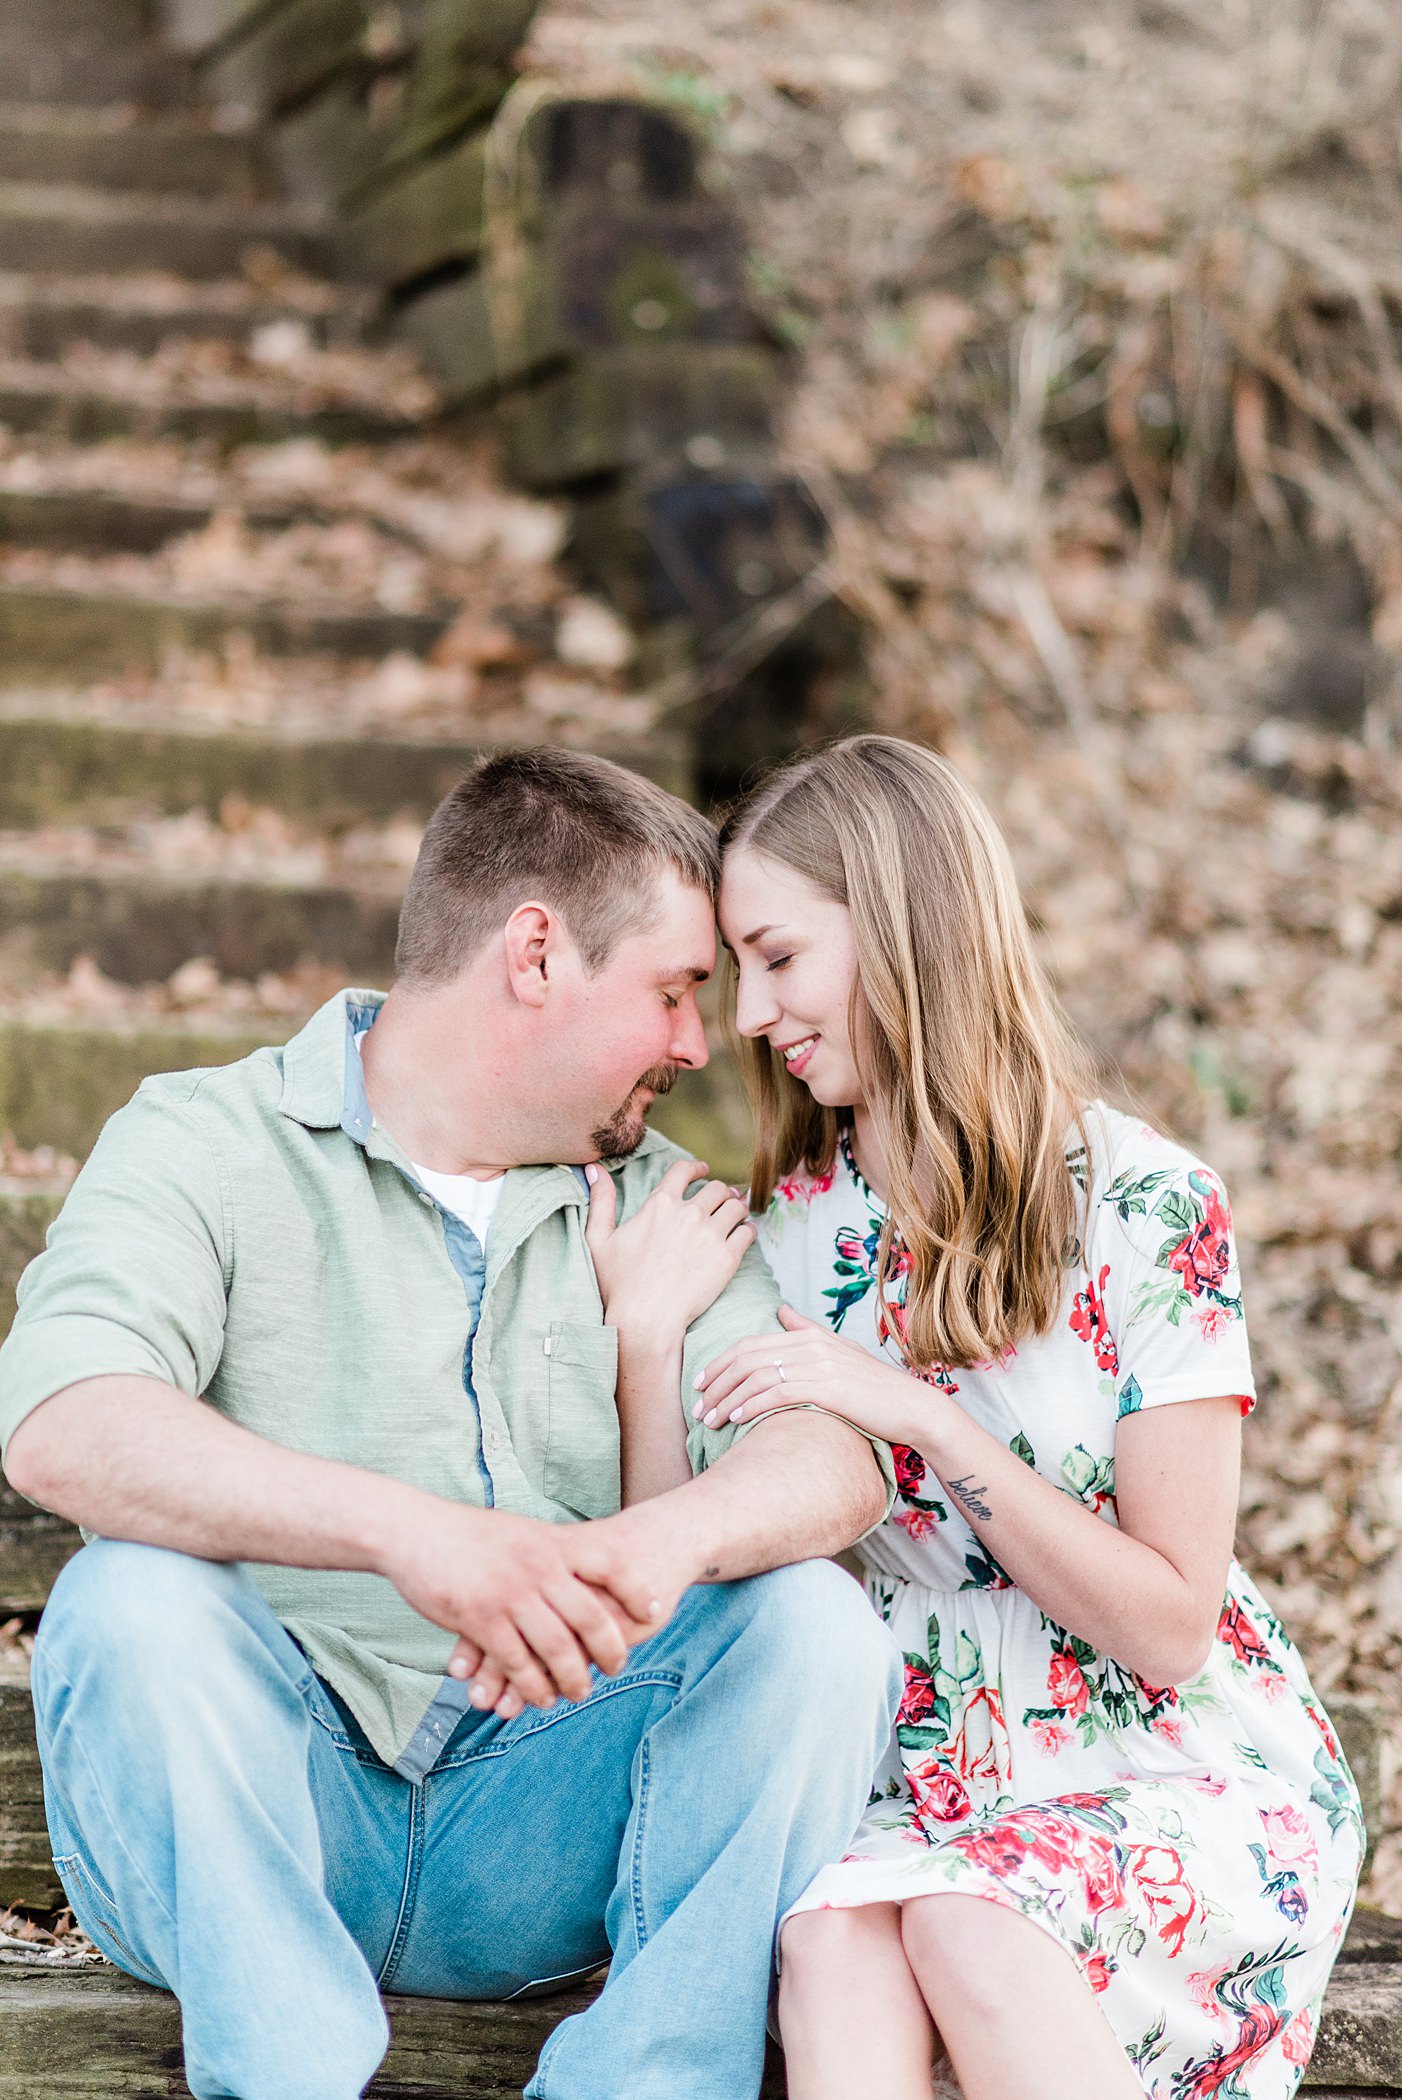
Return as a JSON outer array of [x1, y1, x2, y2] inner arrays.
[[0, 1174, 69, 1353], [0, 39, 191, 109], [0, 180, 332, 280], [0, 577, 451, 678], [0, 483, 300, 555], [0, 105, 268, 198], [0, 1481, 78, 1614], [0, 1966, 617, 2098], [0, 0, 150, 34], [0, 1012, 276, 1160], [0, 852, 403, 985], [0, 705, 520, 825], [0, 271, 368, 361], [1308, 1961, 1402, 2089], [0, 359, 428, 445]]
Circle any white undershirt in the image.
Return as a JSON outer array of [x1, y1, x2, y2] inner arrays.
[[410, 1162, 505, 1246]]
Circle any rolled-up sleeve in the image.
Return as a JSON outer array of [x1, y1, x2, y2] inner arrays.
[[0, 1082, 229, 1462], [679, 1240, 897, 1529]]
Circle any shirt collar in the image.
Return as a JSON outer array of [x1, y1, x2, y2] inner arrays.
[[277, 988, 384, 1134]]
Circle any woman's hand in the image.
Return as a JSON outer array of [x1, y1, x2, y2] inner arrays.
[[693, 1303, 920, 1442], [585, 1158, 755, 1340]]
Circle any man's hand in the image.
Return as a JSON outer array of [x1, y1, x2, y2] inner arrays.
[[434, 1502, 701, 1720], [585, 1158, 754, 1336], [383, 1500, 693, 1720]]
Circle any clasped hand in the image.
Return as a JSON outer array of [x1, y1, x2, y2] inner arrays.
[[385, 1499, 688, 1724]]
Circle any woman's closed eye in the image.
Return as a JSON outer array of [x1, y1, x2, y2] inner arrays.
[[765, 955, 793, 973]]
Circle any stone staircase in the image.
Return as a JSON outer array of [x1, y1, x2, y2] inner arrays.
[[0, 1, 1393, 2093]]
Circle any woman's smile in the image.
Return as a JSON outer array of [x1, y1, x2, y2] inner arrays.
[[777, 1033, 819, 1077]]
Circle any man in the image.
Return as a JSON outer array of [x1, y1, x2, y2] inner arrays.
[[0, 749, 900, 2100]]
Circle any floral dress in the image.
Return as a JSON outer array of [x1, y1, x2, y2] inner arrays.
[[759, 1104, 1362, 2100]]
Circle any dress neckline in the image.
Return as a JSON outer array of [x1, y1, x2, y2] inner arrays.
[[839, 1125, 885, 1210]]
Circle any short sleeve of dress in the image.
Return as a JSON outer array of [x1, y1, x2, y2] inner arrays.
[[1088, 1127, 1257, 1423]]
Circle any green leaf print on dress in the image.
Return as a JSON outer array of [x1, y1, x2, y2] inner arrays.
[[886, 1620, 1014, 1832], [1024, 1618, 1219, 1755], [1170, 1941, 1304, 2100], [823, 1217, 882, 1329]]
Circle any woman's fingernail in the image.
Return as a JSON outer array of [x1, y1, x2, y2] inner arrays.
[[729, 1409, 744, 1423], [703, 1409, 719, 1427], [693, 1371, 706, 1389], [691, 1398, 705, 1419]]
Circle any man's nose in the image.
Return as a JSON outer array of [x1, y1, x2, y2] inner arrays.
[[671, 1002, 709, 1069]]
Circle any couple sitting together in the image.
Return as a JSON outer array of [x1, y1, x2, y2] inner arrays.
[[0, 736, 1362, 2100]]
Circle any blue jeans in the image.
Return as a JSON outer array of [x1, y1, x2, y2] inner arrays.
[[32, 1541, 901, 2100]]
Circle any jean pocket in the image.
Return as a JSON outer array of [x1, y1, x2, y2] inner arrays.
[[51, 1851, 166, 1988]]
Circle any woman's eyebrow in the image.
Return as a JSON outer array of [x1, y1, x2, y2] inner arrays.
[[739, 922, 784, 946]]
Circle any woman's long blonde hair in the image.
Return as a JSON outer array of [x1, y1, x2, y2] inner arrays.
[[722, 736, 1099, 1371]]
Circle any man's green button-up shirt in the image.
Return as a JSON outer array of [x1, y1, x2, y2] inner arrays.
[[0, 990, 881, 1770]]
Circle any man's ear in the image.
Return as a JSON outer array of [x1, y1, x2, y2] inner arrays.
[[502, 901, 562, 1009]]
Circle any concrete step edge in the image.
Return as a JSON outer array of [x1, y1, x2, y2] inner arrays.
[[0, 103, 256, 141], [0, 268, 360, 321], [0, 178, 322, 233]]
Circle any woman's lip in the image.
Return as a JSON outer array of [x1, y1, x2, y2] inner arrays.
[[778, 1035, 818, 1077]]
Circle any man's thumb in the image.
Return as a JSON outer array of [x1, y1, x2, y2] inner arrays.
[[584, 1162, 617, 1245]]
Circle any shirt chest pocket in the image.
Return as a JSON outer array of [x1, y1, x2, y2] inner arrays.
[[543, 1321, 620, 1519]]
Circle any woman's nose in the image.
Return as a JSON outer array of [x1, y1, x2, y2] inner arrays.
[[733, 968, 780, 1039]]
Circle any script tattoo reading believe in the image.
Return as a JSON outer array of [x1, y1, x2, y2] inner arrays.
[[948, 1475, 993, 1523]]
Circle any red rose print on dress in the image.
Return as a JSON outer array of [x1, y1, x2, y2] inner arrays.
[[1217, 1599, 1285, 1682], [1047, 1643, 1092, 1718], [1028, 1714, 1073, 1756], [908, 1759, 973, 1827], [892, 1443, 927, 1500], [1257, 1804, 1318, 1876], [1069, 1263, 1119, 1372], [1126, 1842, 1200, 1957], [899, 1658, 937, 1728], [1167, 1181, 1232, 1298], [1280, 2007, 1314, 2066], [774, 1166, 835, 1206], [954, 1805, 1126, 1918], [1084, 1951, 1116, 1994]]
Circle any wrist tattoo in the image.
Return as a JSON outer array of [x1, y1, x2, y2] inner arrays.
[[948, 1474, 993, 1523]]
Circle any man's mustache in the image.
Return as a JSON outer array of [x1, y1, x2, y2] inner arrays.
[[634, 1064, 678, 1098]]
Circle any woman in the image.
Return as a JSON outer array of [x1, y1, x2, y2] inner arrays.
[[611, 736, 1362, 2100]]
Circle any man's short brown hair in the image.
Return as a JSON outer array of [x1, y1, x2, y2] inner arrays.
[[394, 747, 720, 985]]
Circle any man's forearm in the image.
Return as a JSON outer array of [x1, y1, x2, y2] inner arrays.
[[610, 1407, 886, 1586], [4, 1375, 421, 1573]]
